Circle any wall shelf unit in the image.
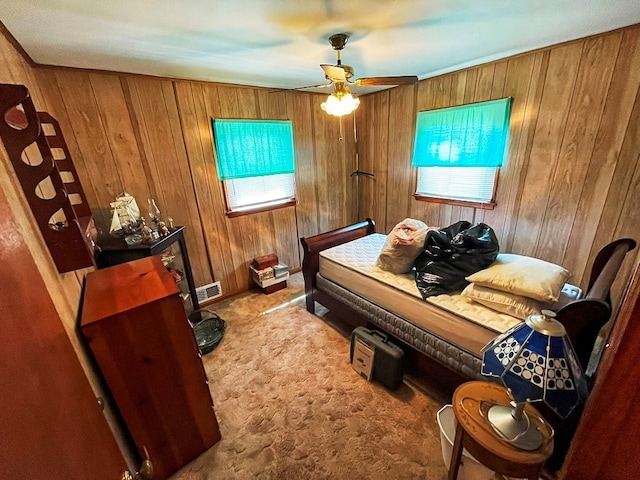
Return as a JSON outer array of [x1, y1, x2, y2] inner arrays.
[[0, 83, 96, 272]]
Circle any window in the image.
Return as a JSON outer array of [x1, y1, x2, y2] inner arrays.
[[212, 119, 296, 216], [412, 98, 511, 208]]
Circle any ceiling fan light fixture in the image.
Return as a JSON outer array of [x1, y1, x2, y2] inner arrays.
[[321, 83, 360, 117]]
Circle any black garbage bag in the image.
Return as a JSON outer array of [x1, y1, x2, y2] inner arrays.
[[414, 220, 499, 298]]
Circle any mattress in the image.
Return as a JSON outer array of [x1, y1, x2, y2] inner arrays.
[[318, 233, 522, 356]]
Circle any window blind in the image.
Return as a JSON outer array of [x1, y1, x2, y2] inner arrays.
[[225, 173, 296, 211], [412, 98, 511, 168], [213, 119, 295, 180], [416, 167, 497, 203]]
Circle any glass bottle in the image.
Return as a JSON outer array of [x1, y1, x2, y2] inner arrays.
[[147, 198, 161, 227]]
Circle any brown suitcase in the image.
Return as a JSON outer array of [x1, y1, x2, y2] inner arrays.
[[252, 253, 278, 270]]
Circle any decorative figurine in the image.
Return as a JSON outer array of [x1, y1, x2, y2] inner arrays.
[[109, 192, 142, 236], [158, 221, 169, 237], [140, 218, 155, 244]]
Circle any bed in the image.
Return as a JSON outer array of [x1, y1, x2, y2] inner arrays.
[[300, 218, 636, 381]]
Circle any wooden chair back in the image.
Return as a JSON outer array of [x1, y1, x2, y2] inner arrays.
[[557, 238, 636, 372]]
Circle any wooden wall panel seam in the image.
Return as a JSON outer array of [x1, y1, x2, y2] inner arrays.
[[172, 80, 216, 283], [537, 35, 621, 265], [562, 34, 626, 282], [505, 51, 550, 253], [532, 42, 586, 256], [119, 75, 157, 197]]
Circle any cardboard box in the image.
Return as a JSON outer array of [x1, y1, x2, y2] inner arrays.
[[273, 263, 289, 278], [250, 266, 274, 282], [252, 271, 289, 288], [250, 266, 289, 295]]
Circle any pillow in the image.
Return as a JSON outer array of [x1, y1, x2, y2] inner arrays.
[[376, 218, 430, 273], [465, 253, 571, 302], [461, 283, 544, 320]]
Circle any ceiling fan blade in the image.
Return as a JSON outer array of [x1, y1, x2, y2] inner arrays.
[[296, 83, 336, 94], [320, 64, 346, 82], [353, 75, 419, 86], [269, 82, 333, 94]]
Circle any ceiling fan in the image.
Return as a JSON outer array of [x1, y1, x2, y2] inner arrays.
[[319, 33, 418, 88], [308, 33, 419, 117]]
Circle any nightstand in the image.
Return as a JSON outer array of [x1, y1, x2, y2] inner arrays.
[[449, 381, 554, 480]]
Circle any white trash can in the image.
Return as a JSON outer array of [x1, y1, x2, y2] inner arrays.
[[437, 404, 495, 480]]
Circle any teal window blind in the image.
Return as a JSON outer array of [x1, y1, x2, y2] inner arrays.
[[412, 98, 511, 168], [213, 119, 295, 180]]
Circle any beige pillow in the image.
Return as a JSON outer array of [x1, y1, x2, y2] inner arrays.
[[466, 253, 571, 302], [376, 218, 429, 273], [461, 283, 543, 320]]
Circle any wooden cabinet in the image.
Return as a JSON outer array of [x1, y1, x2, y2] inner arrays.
[[95, 226, 199, 313], [80, 256, 220, 480]]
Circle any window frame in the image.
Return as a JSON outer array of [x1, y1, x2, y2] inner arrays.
[[212, 118, 297, 217], [411, 98, 511, 209]]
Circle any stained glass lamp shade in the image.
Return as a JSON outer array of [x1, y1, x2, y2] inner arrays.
[[481, 310, 588, 450]]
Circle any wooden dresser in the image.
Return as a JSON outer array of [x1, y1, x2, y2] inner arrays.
[[80, 256, 221, 479]]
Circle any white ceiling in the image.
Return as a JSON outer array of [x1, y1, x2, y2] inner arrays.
[[3, 0, 640, 94]]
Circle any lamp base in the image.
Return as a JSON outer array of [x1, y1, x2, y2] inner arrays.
[[487, 404, 543, 451]]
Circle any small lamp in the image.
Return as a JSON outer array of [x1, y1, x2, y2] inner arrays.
[[321, 82, 360, 117], [481, 310, 587, 450]]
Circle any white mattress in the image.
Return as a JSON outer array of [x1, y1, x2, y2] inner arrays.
[[318, 233, 522, 355]]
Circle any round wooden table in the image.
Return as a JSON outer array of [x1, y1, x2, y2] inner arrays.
[[448, 381, 554, 480]]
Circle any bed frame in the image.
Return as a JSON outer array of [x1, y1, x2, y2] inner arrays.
[[300, 218, 636, 379], [301, 218, 636, 471]]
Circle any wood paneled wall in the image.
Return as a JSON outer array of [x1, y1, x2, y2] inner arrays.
[[2, 23, 639, 304], [29, 69, 357, 295], [357, 24, 640, 303]]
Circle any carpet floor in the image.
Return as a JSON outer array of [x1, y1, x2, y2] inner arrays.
[[170, 273, 453, 480]]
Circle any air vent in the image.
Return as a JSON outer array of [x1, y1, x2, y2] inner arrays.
[[196, 281, 222, 303]]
